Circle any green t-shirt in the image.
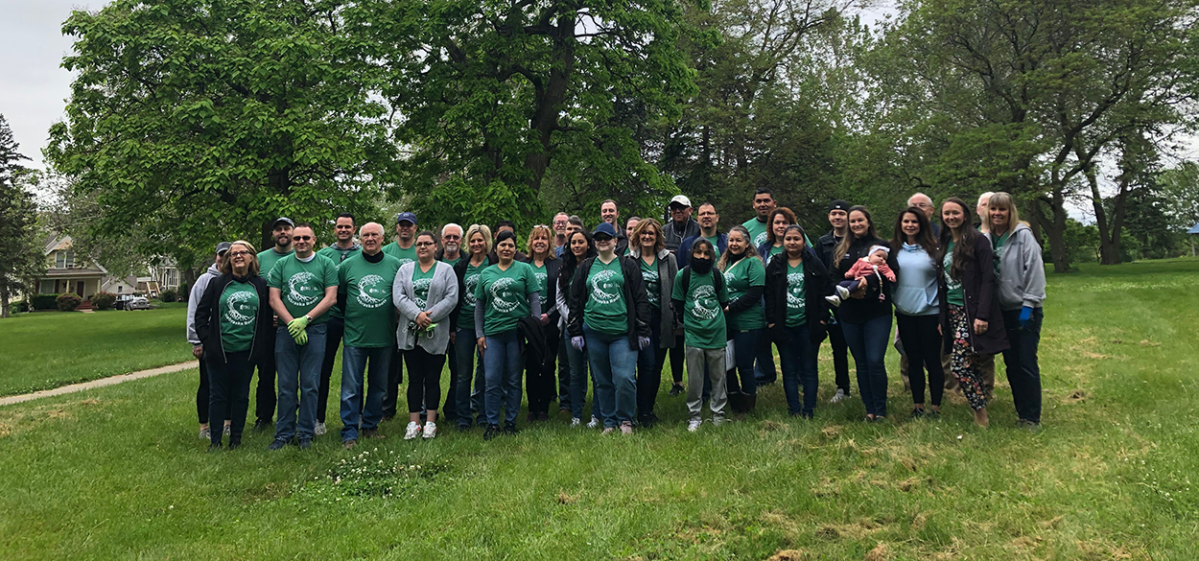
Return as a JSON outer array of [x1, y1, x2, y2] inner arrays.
[[671, 270, 728, 349], [742, 217, 770, 249], [411, 263, 436, 309], [584, 258, 628, 335], [382, 241, 417, 268], [267, 253, 339, 325], [768, 244, 785, 261], [257, 247, 294, 279], [944, 242, 965, 307], [476, 261, 537, 336], [640, 256, 661, 310], [338, 253, 402, 348], [457, 260, 488, 328], [785, 261, 807, 328], [440, 254, 462, 268], [723, 257, 766, 331], [219, 280, 259, 352], [529, 260, 549, 308], [992, 232, 1010, 276], [317, 244, 361, 319], [705, 235, 723, 259]]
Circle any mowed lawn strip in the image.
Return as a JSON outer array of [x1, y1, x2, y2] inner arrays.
[[0, 306, 194, 396], [0, 260, 1197, 560]]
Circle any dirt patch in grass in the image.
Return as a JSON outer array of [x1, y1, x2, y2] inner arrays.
[[557, 490, 579, 505], [864, 542, 890, 561], [815, 518, 888, 541], [766, 549, 805, 561], [0, 397, 101, 438]]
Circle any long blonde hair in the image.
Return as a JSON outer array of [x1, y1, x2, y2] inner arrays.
[[986, 192, 1026, 235], [219, 240, 260, 276]]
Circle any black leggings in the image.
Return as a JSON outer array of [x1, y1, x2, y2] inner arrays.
[[197, 358, 230, 424], [405, 345, 446, 414], [896, 313, 944, 407], [526, 325, 560, 415]]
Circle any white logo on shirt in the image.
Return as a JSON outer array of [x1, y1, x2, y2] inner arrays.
[[690, 284, 719, 320], [223, 290, 256, 326], [489, 276, 520, 313], [412, 276, 433, 309], [285, 271, 321, 306], [589, 269, 621, 304], [464, 274, 480, 306], [787, 273, 805, 308], [356, 274, 388, 309]]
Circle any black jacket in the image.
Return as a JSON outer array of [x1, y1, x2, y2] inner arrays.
[[937, 232, 1010, 356], [816, 229, 843, 272], [451, 254, 498, 330], [522, 254, 563, 330], [194, 273, 272, 365], [517, 315, 547, 366], [764, 247, 832, 345], [832, 235, 893, 324], [567, 255, 651, 350], [664, 218, 700, 253]]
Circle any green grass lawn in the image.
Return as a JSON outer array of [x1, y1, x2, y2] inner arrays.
[[0, 307, 194, 396], [1, 259, 1197, 560]]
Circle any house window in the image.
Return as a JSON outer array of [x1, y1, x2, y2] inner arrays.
[[55, 250, 76, 269]]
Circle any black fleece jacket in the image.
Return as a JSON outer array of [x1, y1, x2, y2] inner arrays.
[[764, 247, 832, 344], [450, 254, 498, 331], [832, 234, 893, 324], [567, 255, 651, 350], [194, 273, 272, 365]]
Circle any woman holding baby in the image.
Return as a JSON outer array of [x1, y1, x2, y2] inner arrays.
[[831, 206, 894, 422]]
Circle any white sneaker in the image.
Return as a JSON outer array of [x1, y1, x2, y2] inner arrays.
[[825, 295, 842, 307], [314, 422, 327, 436], [687, 420, 702, 433], [711, 417, 727, 426], [570, 417, 582, 427], [422, 422, 438, 439], [403, 422, 422, 440], [829, 388, 849, 403], [587, 416, 600, 429], [223, 424, 231, 437], [835, 285, 851, 299], [198, 427, 211, 440]]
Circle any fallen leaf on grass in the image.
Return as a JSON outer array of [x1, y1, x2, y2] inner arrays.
[[1138, 339, 1160, 347], [1038, 515, 1064, 529], [557, 490, 578, 505]]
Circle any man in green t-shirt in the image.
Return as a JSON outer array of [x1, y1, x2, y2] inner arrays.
[[381, 211, 418, 419], [336, 222, 401, 448], [671, 242, 730, 431], [741, 187, 777, 249], [251, 216, 294, 430], [267, 223, 339, 450], [314, 212, 361, 437]]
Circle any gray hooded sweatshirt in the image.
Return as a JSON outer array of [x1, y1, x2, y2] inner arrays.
[[985, 223, 1046, 311], [186, 263, 222, 345]]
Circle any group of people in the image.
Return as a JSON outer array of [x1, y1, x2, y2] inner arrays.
[[186, 188, 1047, 451]]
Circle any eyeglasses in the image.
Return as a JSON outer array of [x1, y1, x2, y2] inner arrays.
[[415, 241, 436, 247], [443, 235, 461, 240], [227, 251, 251, 257], [293, 236, 313, 241]]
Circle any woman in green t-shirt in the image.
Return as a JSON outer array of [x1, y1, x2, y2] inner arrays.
[[194, 241, 272, 451], [627, 218, 678, 427], [764, 225, 832, 418], [521, 225, 562, 421], [717, 225, 767, 416], [450, 224, 495, 430], [567, 222, 650, 435], [937, 198, 1009, 427], [475, 230, 541, 440]]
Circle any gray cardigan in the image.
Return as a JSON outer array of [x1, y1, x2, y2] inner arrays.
[[393, 260, 459, 354], [626, 247, 678, 349], [985, 223, 1046, 311]]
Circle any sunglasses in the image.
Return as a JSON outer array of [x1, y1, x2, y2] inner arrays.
[[293, 235, 313, 241]]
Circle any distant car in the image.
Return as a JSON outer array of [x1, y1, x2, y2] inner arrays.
[[115, 295, 150, 310]]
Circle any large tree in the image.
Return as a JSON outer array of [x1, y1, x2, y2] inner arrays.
[[46, 0, 399, 259], [0, 115, 43, 318]]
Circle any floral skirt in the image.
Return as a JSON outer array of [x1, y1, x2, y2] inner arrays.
[[949, 304, 986, 410]]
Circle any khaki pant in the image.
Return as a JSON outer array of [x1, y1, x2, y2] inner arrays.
[[685, 346, 727, 422]]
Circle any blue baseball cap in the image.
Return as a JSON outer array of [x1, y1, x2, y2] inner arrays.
[[395, 212, 417, 226], [592, 222, 618, 239]]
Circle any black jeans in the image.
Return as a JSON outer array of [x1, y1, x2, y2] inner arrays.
[[254, 328, 277, 423], [636, 308, 665, 418], [669, 335, 686, 385], [896, 313, 944, 407], [197, 358, 230, 424], [383, 347, 405, 419], [443, 338, 457, 419], [316, 315, 345, 423], [207, 351, 254, 446], [526, 324, 560, 415], [1001, 308, 1043, 423], [404, 345, 445, 414], [827, 318, 851, 394]]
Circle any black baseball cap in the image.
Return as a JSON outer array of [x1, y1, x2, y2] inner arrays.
[[828, 200, 850, 212], [215, 242, 232, 255], [272, 217, 295, 229]]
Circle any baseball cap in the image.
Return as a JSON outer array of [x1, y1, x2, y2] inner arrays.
[[668, 195, 692, 209], [828, 200, 850, 212], [272, 217, 295, 229], [592, 222, 618, 239], [215, 242, 232, 256], [396, 212, 418, 225]]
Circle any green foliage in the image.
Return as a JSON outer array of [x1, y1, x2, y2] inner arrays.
[[31, 294, 60, 311], [56, 293, 82, 312], [159, 289, 178, 303], [91, 292, 116, 310], [0, 115, 43, 319], [1157, 163, 1199, 233], [47, 0, 399, 257]]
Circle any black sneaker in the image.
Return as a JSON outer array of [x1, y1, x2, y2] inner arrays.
[[457, 424, 471, 432], [911, 408, 926, 419], [669, 383, 684, 397], [298, 439, 312, 450], [925, 409, 941, 419], [207, 443, 222, 452], [483, 424, 500, 441], [638, 412, 660, 427], [503, 423, 519, 436], [253, 418, 272, 432], [267, 439, 289, 451], [228, 440, 241, 450]]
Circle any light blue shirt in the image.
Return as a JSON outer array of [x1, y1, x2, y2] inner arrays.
[[893, 243, 939, 316]]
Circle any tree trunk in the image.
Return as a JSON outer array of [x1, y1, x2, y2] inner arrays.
[[1037, 189, 1072, 273], [262, 168, 291, 250], [0, 284, 9, 319], [523, 15, 575, 218]]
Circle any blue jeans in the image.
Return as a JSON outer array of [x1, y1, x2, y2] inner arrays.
[[841, 314, 891, 417], [727, 328, 761, 397], [454, 327, 486, 427], [564, 330, 592, 420], [274, 322, 327, 442], [340, 345, 391, 442], [483, 330, 522, 426], [1001, 308, 1043, 423], [753, 296, 777, 383], [584, 325, 639, 427], [778, 325, 819, 415]]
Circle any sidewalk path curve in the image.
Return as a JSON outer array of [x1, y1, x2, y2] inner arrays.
[[0, 361, 198, 407]]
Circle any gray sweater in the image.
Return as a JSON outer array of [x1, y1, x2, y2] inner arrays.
[[186, 263, 221, 345], [986, 223, 1047, 311], [393, 261, 458, 354]]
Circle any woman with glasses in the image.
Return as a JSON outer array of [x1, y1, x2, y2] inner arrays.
[[522, 225, 562, 421], [451, 224, 496, 430], [627, 218, 677, 426], [557, 229, 598, 426], [395, 231, 458, 440]]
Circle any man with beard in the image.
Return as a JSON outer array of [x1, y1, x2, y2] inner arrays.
[[382, 212, 418, 420], [314, 213, 361, 436], [676, 203, 727, 268], [252, 217, 294, 430], [336, 222, 402, 449], [741, 188, 777, 249]]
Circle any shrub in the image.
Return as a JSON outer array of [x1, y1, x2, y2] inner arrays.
[[56, 293, 82, 312], [179, 282, 189, 302], [91, 292, 116, 310], [160, 289, 178, 303], [32, 294, 60, 311]]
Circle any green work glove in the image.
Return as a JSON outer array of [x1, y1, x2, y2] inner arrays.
[[293, 328, 308, 346], [287, 316, 309, 338]]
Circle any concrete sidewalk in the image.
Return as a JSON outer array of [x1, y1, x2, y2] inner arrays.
[[0, 361, 198, 407]]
